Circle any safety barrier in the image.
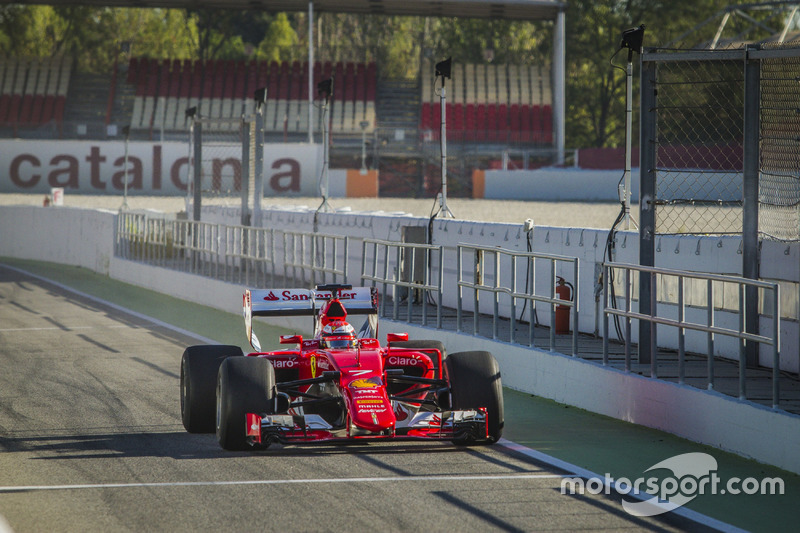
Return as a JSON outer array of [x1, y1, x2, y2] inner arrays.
[[361, 238, 444, 328], [116, 212, 346, 287], [602, 262, 782, 407], [283, 231, 348, 286], [456, 243, 579, 355]]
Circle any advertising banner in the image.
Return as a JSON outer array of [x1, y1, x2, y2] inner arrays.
[[0, 140, 323, 196]]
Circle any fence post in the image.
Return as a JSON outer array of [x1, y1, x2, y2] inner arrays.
[[192, 120, 202, 222], [743, 45, 761, 367], [638, 55, 658, 364]]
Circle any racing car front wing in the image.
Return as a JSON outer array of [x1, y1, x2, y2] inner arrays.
[[246, 408, 488, 447]]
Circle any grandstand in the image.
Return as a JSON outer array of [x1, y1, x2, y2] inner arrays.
[[0, 55, 552, 144], [0, 55, 555, 194], [0, 55, 71, 135]]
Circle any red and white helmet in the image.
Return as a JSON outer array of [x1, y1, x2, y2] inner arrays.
[[320, 320, 357, 349]]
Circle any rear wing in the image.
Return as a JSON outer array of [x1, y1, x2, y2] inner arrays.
[[243, 287, 378, 350]]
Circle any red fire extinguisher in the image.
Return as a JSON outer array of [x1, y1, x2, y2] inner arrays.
[[555, 276, 574, 334]]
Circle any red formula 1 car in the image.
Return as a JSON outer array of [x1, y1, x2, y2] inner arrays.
[[180, 284, 503, 450]]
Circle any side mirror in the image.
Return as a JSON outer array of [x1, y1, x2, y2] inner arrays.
[[386, 332, 409, 343], [280, 334, 303, 345]]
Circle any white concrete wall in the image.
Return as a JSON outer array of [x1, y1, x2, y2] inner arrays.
[[0, 205, 115, 273]]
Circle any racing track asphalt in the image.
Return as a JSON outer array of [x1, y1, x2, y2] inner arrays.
[[0, 259, 796, 532]]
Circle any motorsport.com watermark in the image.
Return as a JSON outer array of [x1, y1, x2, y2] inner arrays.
[[560, 452, 785, 517]]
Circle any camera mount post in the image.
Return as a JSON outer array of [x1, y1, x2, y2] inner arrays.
[[620, 25, 645, 230], [317, 78, 333, 213], [436, 57, 455, 218]]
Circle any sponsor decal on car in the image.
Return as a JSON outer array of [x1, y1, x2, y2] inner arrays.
[[388, 356, 421, 366], [271, 359, 298, 369], [350, 377, 380, 389], [310, 355, 317, 377]]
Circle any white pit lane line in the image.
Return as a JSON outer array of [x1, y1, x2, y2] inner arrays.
[[0, 264, 743, 533], [0, 473, 566, 493]]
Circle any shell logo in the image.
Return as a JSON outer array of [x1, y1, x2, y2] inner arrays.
[[350, 378, 379, 389]]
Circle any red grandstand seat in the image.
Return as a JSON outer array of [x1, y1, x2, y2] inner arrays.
[[475, 104, 487, 140], [542, 105, 553, 143], [496, 104, 508, 143], [486, 105, 498, 141], [531, 105, 542, 142]]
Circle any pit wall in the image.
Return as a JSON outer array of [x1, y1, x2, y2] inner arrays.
[[1, 203, 799, 474]]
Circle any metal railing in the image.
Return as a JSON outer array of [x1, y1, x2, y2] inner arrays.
[[117, 213, 345, 288], [283, 231, 348, 286], [456, 244, 579, 355], [602, 262, 782, 408], [361, 238, 444, 328], [223, 225, 277, 287]]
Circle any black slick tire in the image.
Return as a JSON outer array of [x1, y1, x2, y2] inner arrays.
[[180, 345, 243, 433], [216, 356, 275, 451], [445, 350, 504, 445]]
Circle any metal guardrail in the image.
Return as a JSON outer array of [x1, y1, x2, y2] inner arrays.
[[283, 231, 348, 286], [456, 243, 579, 355], [223, 225, 277, 287], [360, 238, 444, 328], [602, 262, 782, 408], [117, 213, 345, 287]]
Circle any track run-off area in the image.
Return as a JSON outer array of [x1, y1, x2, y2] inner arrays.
[[0, 259, 796, 532]]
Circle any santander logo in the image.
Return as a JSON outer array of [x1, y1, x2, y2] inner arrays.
[[263, 292, 279, 301]]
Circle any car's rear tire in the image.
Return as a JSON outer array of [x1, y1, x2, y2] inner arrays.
[[445, 350, 504, 445], [216, 356, 275, 451], [180, 345, 243, 433]]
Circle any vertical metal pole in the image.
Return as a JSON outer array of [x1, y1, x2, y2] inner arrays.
[[707, 279, 715, 390], [772, 283, 780, 409], [743, 45, 761, 367], [572, 258, 579, 356], [549, 263, 556, 351], [457, 247, 463, 332], [241, 120, 251, 227], [623, 59, 634, 230], [602, 264, 609, 365], [739, 284, 746, 400], [678, 275, 685, 384], [307, 1, 314, 143], [624, 267, 631, 371], [553, 8, 566, 165], [438, 82, 454, 218], [192, 119, 202, 222], [639, 56, 657, 364], [122, 130, 129, 210], [254, 112, 264, 227]]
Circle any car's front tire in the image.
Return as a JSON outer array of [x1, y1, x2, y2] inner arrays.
[[216, 356, 275, 451], [445, 350, 504, 445], [180, 345, 243, 433]]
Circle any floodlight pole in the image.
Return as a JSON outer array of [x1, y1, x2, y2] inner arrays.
[[318, 92, 332, 213], [121, 125, 130, 211], [622, 53, 638, 231], [619, 25, 644, 231], [438, 75, 455, 218]]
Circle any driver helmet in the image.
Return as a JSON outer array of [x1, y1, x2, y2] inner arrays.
[[320, 320, 357, 349]]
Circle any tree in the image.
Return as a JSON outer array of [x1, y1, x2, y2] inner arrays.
[[564, 0, 729, 148]]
